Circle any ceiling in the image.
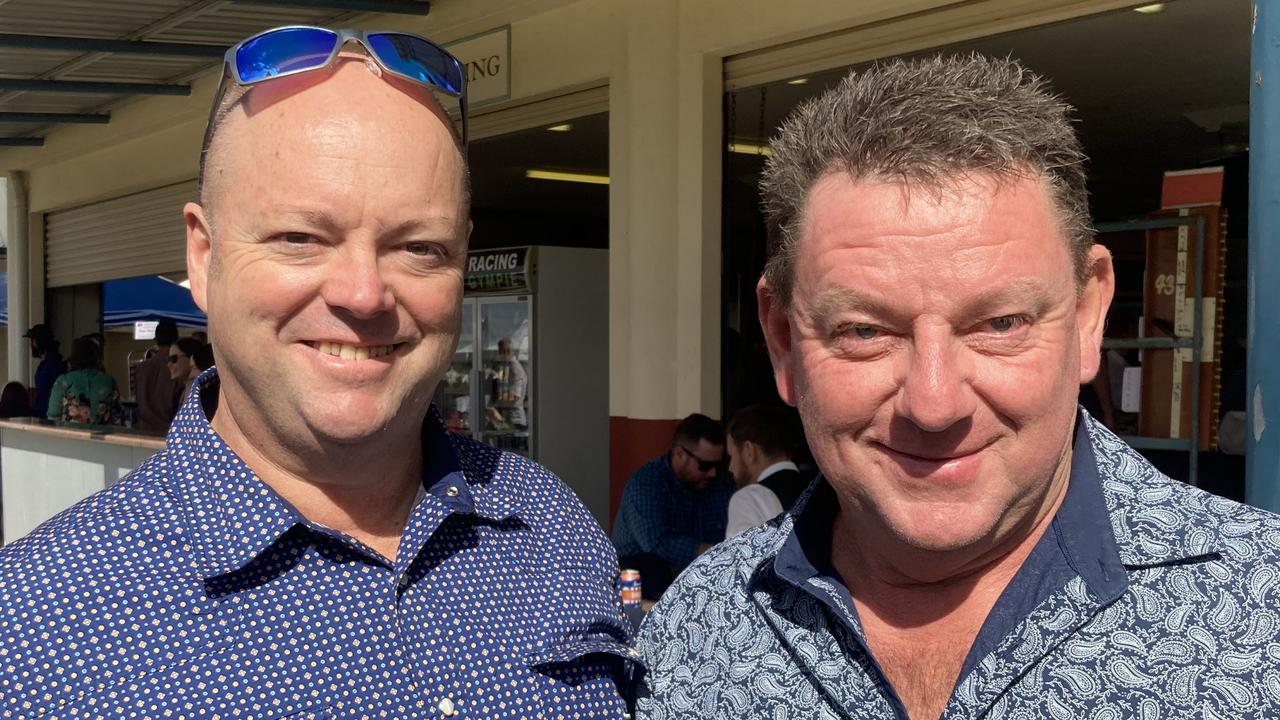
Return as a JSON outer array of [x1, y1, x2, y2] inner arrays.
[[468, 0, 1251, 245], [0, 0, 438, 146], [727, 0, 1252, 223], [468, 111, 610, 250]]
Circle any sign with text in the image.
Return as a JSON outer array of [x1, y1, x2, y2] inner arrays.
[[465, 247, 531, 294], [133, 321, 158, 341], [443, 26, 510, 111]]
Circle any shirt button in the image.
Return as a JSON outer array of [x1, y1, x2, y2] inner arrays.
[[398, 574, 410, 589], [438, 697, 458, 716], [446, 485, 460, 498]]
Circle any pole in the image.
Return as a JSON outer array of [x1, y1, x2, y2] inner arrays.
[[1247, 1, 1280, 511], [5, 172, 29, 389]]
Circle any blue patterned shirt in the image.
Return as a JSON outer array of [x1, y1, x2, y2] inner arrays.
[[636, 412, 1280, 718], [1, 371, 638, 719], [611, 456, 734, 568]]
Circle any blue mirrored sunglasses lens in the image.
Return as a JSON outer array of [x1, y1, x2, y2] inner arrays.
[[366, 33, 463, 96], [236, 27, 338, 83]]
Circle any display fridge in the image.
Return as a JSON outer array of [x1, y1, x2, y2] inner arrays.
[[434, 246, 610, 524], [438, 294, 534, 455]]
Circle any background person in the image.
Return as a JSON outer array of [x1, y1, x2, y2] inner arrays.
[[0, 382, 31, 418], [611, 413, 733, 600], [495, 336, 527, 428], [192, 343, 216, 374], [134, 319, 183, 433], [23, 324, 65, 417], [724, 404, 805, 538], [47, 336, 122, 425], [169, 336, 205, 399]]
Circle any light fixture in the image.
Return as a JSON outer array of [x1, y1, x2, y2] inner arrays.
[[525, 168, 610, 185], [728, 142, 773, 157], [786, 77, 810, 85], [546, 123, 573, 132], [1133, 3, 1165, 13]]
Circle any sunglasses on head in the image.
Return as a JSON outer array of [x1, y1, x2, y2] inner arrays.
[[208, 25, 468, 144], [679, 446, 722, 473]]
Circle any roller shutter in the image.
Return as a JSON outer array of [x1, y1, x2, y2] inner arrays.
[[45, 180, 195, 288]]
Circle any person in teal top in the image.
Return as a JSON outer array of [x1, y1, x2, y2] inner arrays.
[[47, 336, 122, 426]]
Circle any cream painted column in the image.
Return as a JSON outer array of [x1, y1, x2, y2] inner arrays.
[[675, 51, 723, 417], [609, 0, 723, 423], [610, 0, 681, 423], [6, 171, 29, 386]]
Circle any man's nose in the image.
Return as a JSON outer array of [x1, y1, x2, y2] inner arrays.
[[322, 246, 396, 318], [895, 325, 977, 433]]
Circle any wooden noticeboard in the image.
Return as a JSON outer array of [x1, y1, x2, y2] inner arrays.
[[1137, 206, 1226, 451]]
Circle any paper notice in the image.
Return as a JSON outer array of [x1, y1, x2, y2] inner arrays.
[[1121, 366, 1143, 414]]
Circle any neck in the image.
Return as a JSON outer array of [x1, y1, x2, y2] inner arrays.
[[752, 456, 791, 482], [831, 444, 1071, 628], [208, 383, 424, 562]]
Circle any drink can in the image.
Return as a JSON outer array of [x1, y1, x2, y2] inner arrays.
[[620, 569, 642, 606]]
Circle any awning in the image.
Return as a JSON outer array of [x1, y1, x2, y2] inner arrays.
[[103, 275, 206, 328]]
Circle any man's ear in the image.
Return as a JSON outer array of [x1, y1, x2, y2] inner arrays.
[[757, 277, 798, 406], [184, 202, 213, 313], [1076, 243, 1115, 384]]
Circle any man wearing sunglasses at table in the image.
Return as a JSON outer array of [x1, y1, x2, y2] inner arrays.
[[611, 413, 734, 601], [0, 26, 638, 719]]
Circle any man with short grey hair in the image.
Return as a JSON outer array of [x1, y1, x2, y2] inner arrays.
[[636, 54, 1280, 718]]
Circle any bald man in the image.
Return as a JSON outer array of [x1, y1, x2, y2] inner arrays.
[[0, 28, 636, 718]]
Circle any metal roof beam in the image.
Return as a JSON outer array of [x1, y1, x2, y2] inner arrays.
[[231, 0, 429, 15], [0, 34, 226, 58], [0, 112, 110, 124], [0, 79, 190, 96], [0, 138, 44, 147]]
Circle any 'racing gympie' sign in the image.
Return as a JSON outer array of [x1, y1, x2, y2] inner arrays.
[[465, 247, 532, 293]]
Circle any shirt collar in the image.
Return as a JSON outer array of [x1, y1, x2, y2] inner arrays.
[[1048, 412, 1128, 602], [1081, 411, 1224, 568], [417, 403, 529, 523], [163, 369, 300, 580], [770, 412, 1129, 599], [757, 460, 799, 483], [164, 368, 526, 580]]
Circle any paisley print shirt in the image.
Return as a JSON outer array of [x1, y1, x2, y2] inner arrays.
[[1, 370, 638, 719], [636, 411, 1280, 719]]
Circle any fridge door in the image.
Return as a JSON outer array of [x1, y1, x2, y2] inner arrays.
[[478, 295, 532, 457], [436, 299, 475, 437]]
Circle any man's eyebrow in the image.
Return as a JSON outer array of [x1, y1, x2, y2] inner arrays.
[[377, 216, 459, 237], [808, 287, 896, 323], [277, 208, 343, 235], [273, 210, 459, 237], [958, 278, 1054, 318]]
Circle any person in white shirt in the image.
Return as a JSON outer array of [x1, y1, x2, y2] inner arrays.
[[725, 404, 807, 538]]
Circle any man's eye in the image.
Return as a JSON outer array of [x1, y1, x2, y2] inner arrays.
[[405, 242, 439, 257], [987, 315, 1024, 333], [279, 232, 315, 245], [850, 326, 878, 340]]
